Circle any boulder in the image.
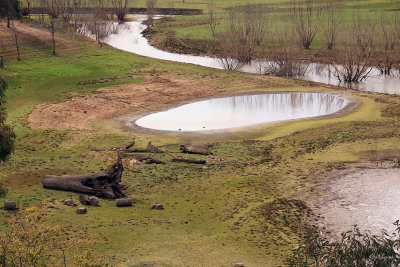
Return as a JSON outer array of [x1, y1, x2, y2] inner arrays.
[[79, 194, 90, 205], [179, 144, 212, 155], [63, 199, 78, 207], [88, 196, 99, 206], [76, 207, 87, 214], [151, 203, 164, 210], [3, 201, 17, 210], [115, 198, 132, 207]]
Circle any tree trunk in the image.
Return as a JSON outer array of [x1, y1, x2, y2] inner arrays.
[[51, 27, 56, 56], [42, 154, 125, 199], [171, 157, 206, 164], [179, 144, 212, 155], [7, 17, 10, 28], [11, 20, 21, 61]]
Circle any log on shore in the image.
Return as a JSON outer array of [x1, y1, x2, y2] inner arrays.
[[171, 157, 206, 164], [42, 154, 125, 199], [88, 139, 135, 152], [179, 144, 212, 155], [126, 142, 164, 153]]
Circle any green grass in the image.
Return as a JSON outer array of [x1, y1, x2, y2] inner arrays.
[[1, 9, 400, 265]]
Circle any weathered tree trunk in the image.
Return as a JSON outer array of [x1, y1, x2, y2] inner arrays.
[[126, 142, 164, 153], [171, 157, 206, 164], [88, 139, 135, 152], [179, 144, 212, 155], [42, 154, 125, 199]]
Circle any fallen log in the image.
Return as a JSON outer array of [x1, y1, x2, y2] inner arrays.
[[122, 153, 155, 161], [171, 157, 206, 164], [126, 142, 164, 153], [115, 198, 132, 207], [88, 139, 135, 152], [42, 154, 125, 199], [179, 144, 212, 155]]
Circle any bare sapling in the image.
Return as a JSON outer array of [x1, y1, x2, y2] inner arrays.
[[352, 10, 375, 53], [375, 11, 398, 75], [291, 0, 320, 49], [43, 0, 63, 56], [329, 37, 374, 83], [207, 0, 219, 38], [322, 0, 342, 50], [112, 0, 130, 21], [217, 40, 241, 70], [146, 0, 157, 26], [261, 24, 309, 77]]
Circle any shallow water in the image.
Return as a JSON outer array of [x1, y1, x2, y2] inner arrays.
[[133, 93, 348, 131], [102, 15, 400, 95]]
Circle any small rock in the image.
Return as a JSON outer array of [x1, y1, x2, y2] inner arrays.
[[63, 199, 78, 207], [79, 194, 90, 205], [3, 201, 17, 210], [130, 159, 142, 166], [115, 198, 132, 207], [76, 207, 87, 214], [234, 263, 244, 267], [151, 203, 164, 210], [88, 196, 99, 206]]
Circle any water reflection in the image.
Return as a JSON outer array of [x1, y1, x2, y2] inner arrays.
[[134, 93, 348, 131], [99, 15, 400, 95]]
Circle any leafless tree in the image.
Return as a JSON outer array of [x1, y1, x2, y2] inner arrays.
[[207, 0, 219, 38], [374, 11, 397, 75], [217, 41, 242, 70], [11, 19, 20, 61], [112, 0, 130, 21], [291, 0, 321, 49], [321, 0, 342, 50], [146, 0, 157, 26], [44, 0, 63, 55], [352, 11, 375, 53], [329, 38, 373, 82], [85, 0, 117, 46], [261, 25, 309, 77]]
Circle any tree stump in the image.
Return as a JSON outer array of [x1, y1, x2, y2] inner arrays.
[[76, 207, 87, 214], [43, 154, 125, 199], [115, 198, 132, 207], [3, 201, 17, 210]]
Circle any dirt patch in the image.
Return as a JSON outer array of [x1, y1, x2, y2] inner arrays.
[[28, 75, 227, 129], [312, 166, 400, 239]]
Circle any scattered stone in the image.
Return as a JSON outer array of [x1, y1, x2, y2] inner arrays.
[[4, 201, 17, 210], [79, 194, 90, 205], [130, 159, 142, 166], [151, 203, 164, 210], [63, 199, 78, 207], [234, 263, 244, 267], [76, 207, 87, 214], [88, 196, 99, 206], [115, 198, 132, 207]]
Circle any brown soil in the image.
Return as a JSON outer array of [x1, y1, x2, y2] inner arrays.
[[28, 75, 232, 129], [0, 21, 82, 60]]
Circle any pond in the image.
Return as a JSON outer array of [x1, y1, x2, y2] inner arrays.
[[101, 15, 400, 95], [133, 92, 348, 131]]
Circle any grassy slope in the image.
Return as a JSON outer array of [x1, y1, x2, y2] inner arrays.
[[1, 15, 400, 266]]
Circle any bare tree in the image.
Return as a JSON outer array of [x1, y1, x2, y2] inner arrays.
[[112, 0, 130, 21], [86, 0, 116, 46], [146, 0, 157, 26], [207, 0, 219, 38], [374, 11, 397, 75], [352, 10, 375, 53], [261, 25, 309, 77], [322, 0, 342, 50], [43, 0, 63, 56], [291, 0, 320, 49], [11, 19, 20, 61]]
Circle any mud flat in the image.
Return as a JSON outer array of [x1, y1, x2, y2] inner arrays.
[[312, 167, 400, 239]]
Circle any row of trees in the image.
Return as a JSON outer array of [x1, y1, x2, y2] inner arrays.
[[208, 1, 400, 82]]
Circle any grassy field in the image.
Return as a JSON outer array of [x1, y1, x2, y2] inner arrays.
[[140, 0, 400, 62], [1, 6, 400, 265]]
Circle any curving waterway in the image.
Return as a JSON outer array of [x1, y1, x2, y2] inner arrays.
[[102, 15, 400, 95]]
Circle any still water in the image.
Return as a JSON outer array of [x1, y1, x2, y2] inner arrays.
[[102, 15, 400, 95], [134, 93, 348, 131]]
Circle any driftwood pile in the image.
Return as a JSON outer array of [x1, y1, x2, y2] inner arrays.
[[42, 153, 125, 199], [42, 139, 213, 198]]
